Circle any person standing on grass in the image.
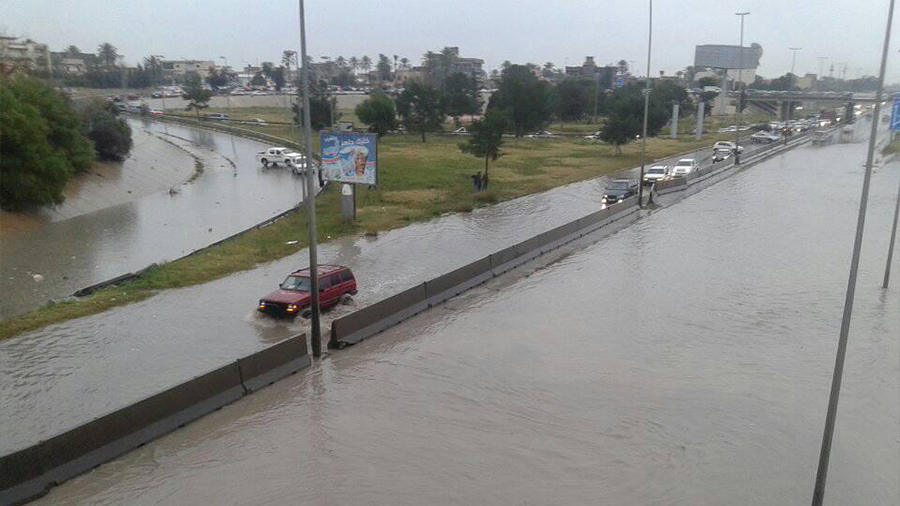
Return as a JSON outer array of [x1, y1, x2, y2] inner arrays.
[[471, 172, 482, 193]]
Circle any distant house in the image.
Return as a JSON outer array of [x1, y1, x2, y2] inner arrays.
[[0, 36, 51, 74], [161, 59, 216, 81], [422, 46, 486, 86], [565, 57, 618, 89], [51, 51, 98, 74]]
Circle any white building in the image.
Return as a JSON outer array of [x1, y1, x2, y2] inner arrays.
[[0, 36, 51, 73]]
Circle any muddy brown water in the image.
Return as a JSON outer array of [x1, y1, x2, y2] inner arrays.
[[13, 119, 900, 505], [0, 120, 766, 456], [0, 119, 310, 319], [10, 119, 900, 505]]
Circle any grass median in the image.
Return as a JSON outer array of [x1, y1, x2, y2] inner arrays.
[[0, 122, 733, 340]]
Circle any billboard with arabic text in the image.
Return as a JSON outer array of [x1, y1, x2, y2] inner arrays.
[[320, 131, 378, 185]]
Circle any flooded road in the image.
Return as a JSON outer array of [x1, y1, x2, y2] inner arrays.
[[0, 122, 836, 456], [0, 128, 759, 455], [0, 119, 309, 318], [29, 122, 899, 505]]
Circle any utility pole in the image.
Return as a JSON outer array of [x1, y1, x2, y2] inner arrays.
[[152, 55, 166, 113], [298, 0, 322, 357], [810, 0, 894, 504], [218, 56, 233, 120], [817, 56, 829, 89], [884, 172, 900, 288], [637, 0, 652, 207], [734, 11, 749, 165], [789, 47, 802, 76]]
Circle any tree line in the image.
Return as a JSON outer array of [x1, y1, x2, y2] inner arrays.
[[1, 75, 133, 210]]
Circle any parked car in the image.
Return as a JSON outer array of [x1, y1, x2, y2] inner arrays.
[[148, 108, 164, 115], [205, 113, 230, 121], [257, 265, 357, 318], [150, 92, 163, 99], [712, 141, 744, 154], [602, 178, 639, 205], [751, 131, 780, 144], [255, 147, 296, 167], [285, 153, 310, 175], [450, 127, 468, 135], [812, 130, 832, 145], [247, 118, 268, 126], [584, 130, 603, 140], [671, 158, 699, 177], [642, 165, 669, 184], [712, 148, 733, 163], [526, 130, 556, 139]]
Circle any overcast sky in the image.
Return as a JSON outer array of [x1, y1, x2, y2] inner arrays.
[[2, 0, 897, 82]]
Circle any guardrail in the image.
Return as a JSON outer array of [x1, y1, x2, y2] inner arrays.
[[329, 195, 641, 349], [0, 334, 311, 506]]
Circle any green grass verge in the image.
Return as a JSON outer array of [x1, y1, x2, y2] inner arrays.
[[0, 123, 734, 341]]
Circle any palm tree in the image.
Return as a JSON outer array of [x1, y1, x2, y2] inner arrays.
[[282, 50, 297, 68], [348, 56, 359, 74], [65, 45, 81, 56], [97, 42, 119, 69], [360, 55, 372, 82], [400, 57, 409, 69], [335, 55, 346, 68]]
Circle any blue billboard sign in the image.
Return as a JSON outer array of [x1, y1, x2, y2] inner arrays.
[[320, 131, 378, 185], [616, 77, 625, 88], [891, 97, 900, 131]]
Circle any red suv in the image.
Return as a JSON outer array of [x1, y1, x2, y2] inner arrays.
[[257, 265, 357, 318]]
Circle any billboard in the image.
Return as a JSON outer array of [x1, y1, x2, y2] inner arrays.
[[320, 131, 378, 185], [892, 97, 900, 132], [694, 43, 763, 69]]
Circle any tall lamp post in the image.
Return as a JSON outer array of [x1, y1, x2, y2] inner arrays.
[[810, 1, 894, 504], [152, 54, 167, 113], [734, 11, 749, 165], [298, 0, 322, 356], [637, 0, 653, 207], [788, 47, 802, 76], [218, 56, 233, 120]]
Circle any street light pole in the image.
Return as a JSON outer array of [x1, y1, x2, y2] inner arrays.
[[637, 0, 652, 207], [817, 56, 829, 90], [218, 56, 233, 120], [789, 47, 802, 76], [152, 55, 167, 113], [734, 11, 749, 165], [298, 0, 322, 357], [810, 0, 894, 504]]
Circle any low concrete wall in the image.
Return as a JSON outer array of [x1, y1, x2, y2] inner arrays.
[[0, 334, 310, 506], [330, 197, 640, 349]]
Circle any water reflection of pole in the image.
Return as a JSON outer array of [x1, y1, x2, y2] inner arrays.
[[810, 1, 893, 504], [298, 0, 322, 357]]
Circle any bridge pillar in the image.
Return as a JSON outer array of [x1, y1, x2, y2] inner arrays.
[[671, 103, 679, 139]]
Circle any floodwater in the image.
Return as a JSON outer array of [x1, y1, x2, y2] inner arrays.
[[0, 127, 817, 455], [29, 118, 898, 505], [0, 119, 309, 318]]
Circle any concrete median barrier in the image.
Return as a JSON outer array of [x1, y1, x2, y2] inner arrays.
[[238, 334, 311, 393], [331, 283, 428, 347], [425, 257, 493, 307], [0, 445, 46, 506], [536, 220, 583, 252], [0, 335, 316, 506], [489, 245, 522, 275], [38, 362, 244, 493]]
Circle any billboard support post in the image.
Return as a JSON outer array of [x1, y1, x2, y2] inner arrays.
[[670, 103, 679, 139], [695, 101, 704, 140]]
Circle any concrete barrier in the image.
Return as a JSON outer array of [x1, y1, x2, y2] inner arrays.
[[489, 245, 522, 275], [0, 446, 45, 506], [38, 361, 245, 493], [331, 283, 428, 347], [238, 334, 311, 393], [0, 335, 310, 506], [425, 257, 493, 307]]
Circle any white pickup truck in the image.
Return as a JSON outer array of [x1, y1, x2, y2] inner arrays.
[[284, 153, 310, 175], [256, 147, 298, 167]]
